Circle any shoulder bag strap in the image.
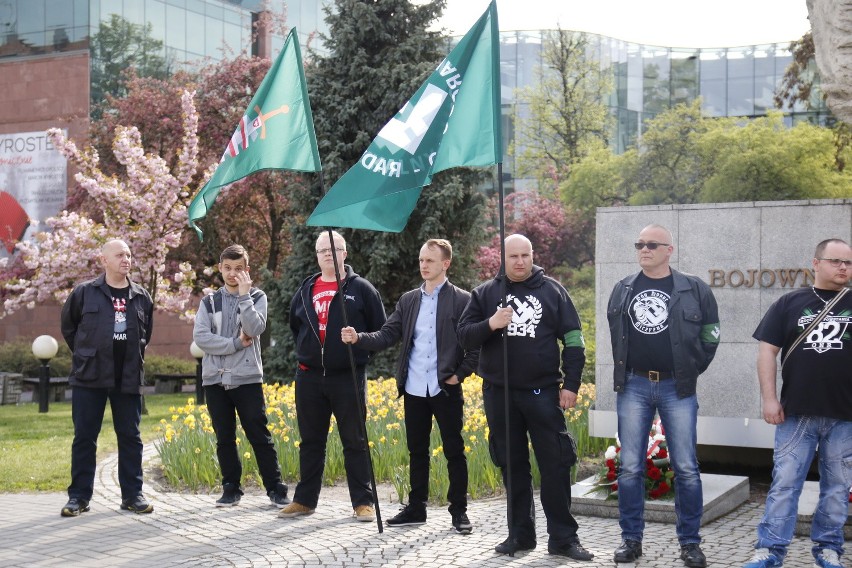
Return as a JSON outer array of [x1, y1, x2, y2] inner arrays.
[[781, 288, 848, 370]]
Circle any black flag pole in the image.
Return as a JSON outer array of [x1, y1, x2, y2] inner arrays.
[[319, 172, 384, 534], [496, 161, 514, 554]]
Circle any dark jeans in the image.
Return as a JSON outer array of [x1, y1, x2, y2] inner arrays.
[[205, 382, 283, 492], [293, 367, 372, 508], [483, 382, 579, 547], [404, 383, 468, 514], [69, 386, 143, 501]]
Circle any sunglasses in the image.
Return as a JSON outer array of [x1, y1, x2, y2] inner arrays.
[[634, 242, 669, 250]]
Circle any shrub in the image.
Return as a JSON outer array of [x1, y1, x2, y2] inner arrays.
[[0, 340, 72, 377]]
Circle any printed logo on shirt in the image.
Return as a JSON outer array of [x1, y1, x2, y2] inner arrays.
[[797, 308, 852, 354], [113, 297, 127, 341], [313, 289, 336, 333], [629, 289, 670, 334], [506, 293, 542, 338]]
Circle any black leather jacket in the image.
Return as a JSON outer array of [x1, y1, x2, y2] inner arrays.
[[60, 274, 153, 394], [355, 281, 479, 397], [607, 269, 720, 398]]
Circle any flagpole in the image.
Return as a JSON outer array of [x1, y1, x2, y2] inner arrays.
[[320, 173, 384, 534], [496, 161, 514, 555]]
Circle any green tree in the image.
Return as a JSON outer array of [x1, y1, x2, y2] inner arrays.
[[623, 99, 727, 205], [89, 14, 171, 113], [562, 101, 852, 210], [513, 29, 612, 194], [264, 0, 489, 379], [698, 112, 852, 202]]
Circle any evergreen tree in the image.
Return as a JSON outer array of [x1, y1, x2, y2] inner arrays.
[[266, 0, 489, 378]]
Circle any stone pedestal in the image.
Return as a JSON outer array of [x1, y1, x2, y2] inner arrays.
[[570, 473, 749, 525]]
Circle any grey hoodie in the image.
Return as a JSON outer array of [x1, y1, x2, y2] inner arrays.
[[192, 287, 266, 388]]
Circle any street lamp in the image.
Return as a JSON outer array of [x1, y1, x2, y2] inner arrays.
[[32, 335, 58, 413], [190, 341, 205, 404]]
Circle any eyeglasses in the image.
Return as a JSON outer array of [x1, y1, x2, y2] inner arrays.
[[634, 242, 670, 251], [817, 258, 852, 268], [316, 247, 345, 255]]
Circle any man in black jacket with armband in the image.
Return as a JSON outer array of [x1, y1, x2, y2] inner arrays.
[[458, 234, 593, 561]]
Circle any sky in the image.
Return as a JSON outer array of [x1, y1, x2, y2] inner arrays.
[[430, 0, 811, 48]]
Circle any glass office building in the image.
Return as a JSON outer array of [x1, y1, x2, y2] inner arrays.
[[0, 0, 327, 64], [498, 30, 829, 159]]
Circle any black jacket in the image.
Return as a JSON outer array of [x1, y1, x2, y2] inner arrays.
[[607, 268, 720, 398], [355, 281, 480, 397], [457, 266, 585, 392], [60, 274, 154, 394], [289, 265, 386, 374]]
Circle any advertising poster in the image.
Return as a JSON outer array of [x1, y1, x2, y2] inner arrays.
[[0, 130, 67, 256]]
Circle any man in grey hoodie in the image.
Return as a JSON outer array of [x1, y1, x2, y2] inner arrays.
[[192, 244, 290, 508]]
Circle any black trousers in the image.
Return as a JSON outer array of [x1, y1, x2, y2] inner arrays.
[[404, 384, 468, 514], [205, 382, 283, 492], [292, 367, 372, 508], [482, 382, 579, 547], [69, 386, 143, 501]]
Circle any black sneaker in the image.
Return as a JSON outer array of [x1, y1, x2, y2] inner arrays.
[[60, 498, 90, 517], [680, 543, 707, 568], [120, 494, 153, 514], [386, 502, 426, 526], [267, 483, 291, 508], [614, 539, 643, 563], [549, 540, 594, 561], [451, 511, 472, 534], [215, 483, 243, 507], [494, 537, 536, 554]]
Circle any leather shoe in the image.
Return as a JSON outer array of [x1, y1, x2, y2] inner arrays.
[[494, 537, 536, 554], [680, 543, 706, 567], [549, 541, 594, 561], [614, 539, 643, 563]]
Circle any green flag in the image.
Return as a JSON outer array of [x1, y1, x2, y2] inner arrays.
[[306, 0, 501, 232], [188, 27, 321, 240]]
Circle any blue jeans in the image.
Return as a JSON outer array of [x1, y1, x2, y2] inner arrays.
[[755, 415, 852, 561], [616, 372, 702, 544], [483, 382, 579, 547], [69, 386, 143, 501]]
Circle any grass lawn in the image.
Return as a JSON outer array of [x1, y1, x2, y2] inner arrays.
[[0, 393, 191, 492]]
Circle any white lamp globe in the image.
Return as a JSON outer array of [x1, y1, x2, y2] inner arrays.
[[189, 341, 204, 359], [32, 335, 59, 361]]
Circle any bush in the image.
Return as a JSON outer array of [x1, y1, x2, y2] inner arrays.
[[144, 354, 196, 376], [0, 340, 72, 377], [0, 340, 194, 379]]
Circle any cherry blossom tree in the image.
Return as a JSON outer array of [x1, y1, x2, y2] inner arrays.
[[477, 192, 594, 280], [1, 91, 208, 320]]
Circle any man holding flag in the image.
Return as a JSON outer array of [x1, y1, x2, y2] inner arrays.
[[458, 234, 593, 561]]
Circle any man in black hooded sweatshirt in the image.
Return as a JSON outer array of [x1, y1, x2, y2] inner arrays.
[[458, 234, 593, 561]]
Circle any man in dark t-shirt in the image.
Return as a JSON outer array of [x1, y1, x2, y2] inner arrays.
[[607, 224, 720, 568], [744, 238, 851, 568], [60, 239, 154, 518]]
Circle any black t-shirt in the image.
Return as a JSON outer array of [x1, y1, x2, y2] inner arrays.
[[109, 285, 130, 387], [626, 272, 675, 372], [753, 287, 852, 421]]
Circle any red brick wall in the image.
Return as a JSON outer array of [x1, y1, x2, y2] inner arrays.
[[0, 50, 90, 142]]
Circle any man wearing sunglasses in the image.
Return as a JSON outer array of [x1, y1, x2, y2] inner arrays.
[[607, 224, 721, 568], [744, 238, 851, 568]]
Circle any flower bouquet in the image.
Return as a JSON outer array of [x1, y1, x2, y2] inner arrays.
[[588, 417, 675, 500]]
